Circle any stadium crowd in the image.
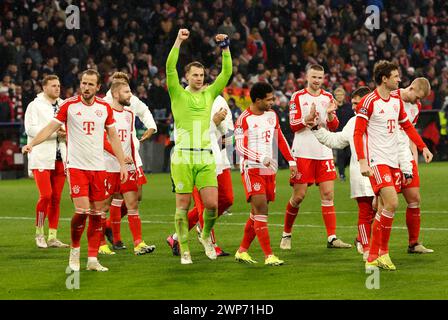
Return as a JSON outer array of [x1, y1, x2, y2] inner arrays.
[[0, 0, 447, 154]]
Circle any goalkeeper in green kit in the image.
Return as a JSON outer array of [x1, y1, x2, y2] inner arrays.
[[166, 28, 232, 264]]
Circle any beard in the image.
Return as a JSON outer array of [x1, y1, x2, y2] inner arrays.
[[119, 97, 131, 106]]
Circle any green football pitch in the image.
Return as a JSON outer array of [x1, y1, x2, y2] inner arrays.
[[1, 162, 447, 300]]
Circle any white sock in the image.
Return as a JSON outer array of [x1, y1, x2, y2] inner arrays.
[[88, 257, 98, 264], [328, 235, 337, 242], [282, 232, 292, 237]]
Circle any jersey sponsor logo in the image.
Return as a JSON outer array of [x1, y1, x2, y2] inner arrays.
[[383, 174, 391, 183], [262, 130, 272, 143], [83, 121, 95, 135], [387, 119, 396, 133], [95, 109, 103, 117], [253, 182, 261, 191], [72, 185, 80, 194], [118, 129, 128, 142]]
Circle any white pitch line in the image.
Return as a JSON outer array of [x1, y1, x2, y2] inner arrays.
[[1, 216, 448, 231]]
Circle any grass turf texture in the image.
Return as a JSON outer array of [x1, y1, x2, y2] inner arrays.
[[0, 162, 447, 300]]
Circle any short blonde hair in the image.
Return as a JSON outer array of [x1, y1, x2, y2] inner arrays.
[[411, 77, 431, 97], [110, 79, 129, 94], [111, 71, 130, 83]]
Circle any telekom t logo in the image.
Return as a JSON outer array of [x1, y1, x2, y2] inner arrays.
[[262, 130, 271, 143], [118, 129, 127, 142], [387, 119, 396, 133], [83, 121, 95, 135]]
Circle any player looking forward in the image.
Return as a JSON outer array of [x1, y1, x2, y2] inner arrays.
[[22, 69, 128, 272], [282, 64, 351, 250], [166, 28, 232, 264]]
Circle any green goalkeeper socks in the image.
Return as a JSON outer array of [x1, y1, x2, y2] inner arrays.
[[201, 208, 217, 239], [174, 208, 189, 253]]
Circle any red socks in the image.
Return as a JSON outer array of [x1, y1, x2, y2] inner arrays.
[[356, 196, 375, 251], [239, 213, 256, 252], [100, 214, 107, 246], [321, 200, 337, 237], [87, 211, 102, 258], [283, 201, 299, 234], [368, 209, 395, 262], [406, 203, 420, 246], [127, 209, 142, 246], [254, 215, 273, 257], [110, 199, 123, 243], [187, 207, 199, 230], [71, 209, 88, 248]]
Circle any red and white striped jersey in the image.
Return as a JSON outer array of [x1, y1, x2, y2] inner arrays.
[[355, 89, 408, 168], [235, 108, 294, 173], [104, 107, 136, 173], [53, 95, 115, 170], [289, 88, 339, 159]]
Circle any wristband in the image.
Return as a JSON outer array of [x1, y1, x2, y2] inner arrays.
[[217, 37, 230, 48], [404, 173, 413, 180]]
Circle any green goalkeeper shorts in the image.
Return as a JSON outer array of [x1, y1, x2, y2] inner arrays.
[[170, 149, 217, 194]]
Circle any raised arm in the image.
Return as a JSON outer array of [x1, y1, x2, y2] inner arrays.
[[166, 29, 190, 96], [207, 34, 233, 98]]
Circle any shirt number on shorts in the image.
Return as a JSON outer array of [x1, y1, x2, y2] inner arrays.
[[325, 160, 336, 172], [129, 171, 136, 181], [394, 172, 401, 186]]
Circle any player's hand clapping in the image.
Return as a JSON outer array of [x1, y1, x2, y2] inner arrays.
[[305, 103, 318, 127]]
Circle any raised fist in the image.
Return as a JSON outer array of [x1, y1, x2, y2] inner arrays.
[[178, 29, 190, 41]]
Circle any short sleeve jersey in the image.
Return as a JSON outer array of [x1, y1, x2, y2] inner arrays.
[[355, 89, 408, 168], [54, 95, 115, 170]]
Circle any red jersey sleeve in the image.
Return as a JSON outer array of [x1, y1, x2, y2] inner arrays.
[[105, 104, 115, 128], [54, 100, 69, 124], [400, 120, 427, 151], [103, 131, 115, 155], [398, 99, 409, 124], [275, 113, 295, 164], [289, 92, 306, 132]]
